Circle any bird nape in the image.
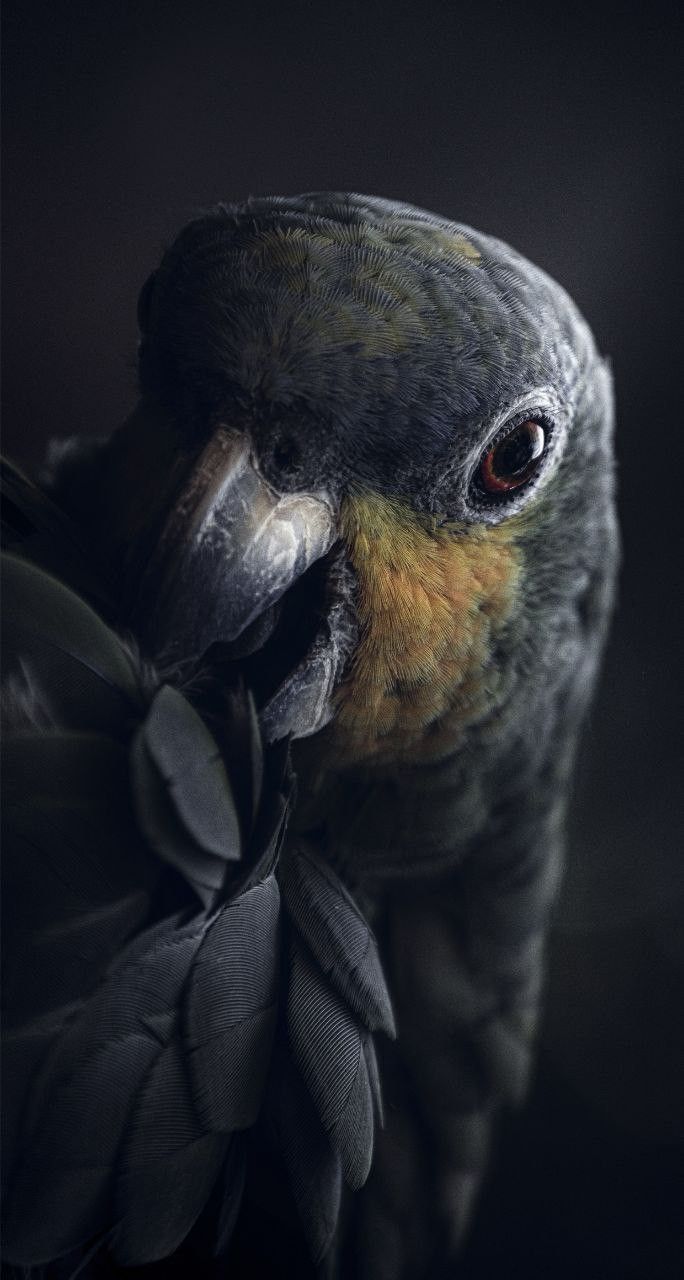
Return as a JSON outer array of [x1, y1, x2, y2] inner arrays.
[[1, 193, 617, 1279]]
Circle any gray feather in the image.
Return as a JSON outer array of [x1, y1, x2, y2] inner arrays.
[[183, 875, 281, 1131], [287, 940, 375, 1190], [282, 842, 395, 1037]]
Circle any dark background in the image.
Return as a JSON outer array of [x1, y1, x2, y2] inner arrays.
[[3, 2, 683, 1276]]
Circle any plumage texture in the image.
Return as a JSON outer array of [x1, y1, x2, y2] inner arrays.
[[131, 684, 243, 906], [287, 939, 376, 1190], [183, 877, 281, 1132], [1, 460, 393, 1274], [2, 190, 617, 1277], [281, 841, 395, 1036], [335, 492, 522, 760], [265, 1046, 344, 1265]]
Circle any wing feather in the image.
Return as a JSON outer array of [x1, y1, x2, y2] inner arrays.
[[112, 1038, 229, 1265], [282, 843, 395, 1037], [184, 876, 281, 1132], [287, 941, 375, 1190]]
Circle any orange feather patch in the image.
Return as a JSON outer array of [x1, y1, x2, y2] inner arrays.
[[333, 494, 522, 763]]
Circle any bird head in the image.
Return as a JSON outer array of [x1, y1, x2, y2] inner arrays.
[[78, 193, 616, 773]]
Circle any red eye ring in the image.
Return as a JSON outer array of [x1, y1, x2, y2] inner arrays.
[[479, 419, 546, 494]]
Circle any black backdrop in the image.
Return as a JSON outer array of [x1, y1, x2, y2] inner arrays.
[[3, 3, 683, 1276]]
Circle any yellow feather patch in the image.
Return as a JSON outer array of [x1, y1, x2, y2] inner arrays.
[[332, 494, 522, 763]]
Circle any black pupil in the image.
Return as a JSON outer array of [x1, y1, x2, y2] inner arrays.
[[493, 422, 542, 477]]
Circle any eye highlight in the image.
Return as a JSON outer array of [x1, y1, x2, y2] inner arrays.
[[477, 418, 546, 496]]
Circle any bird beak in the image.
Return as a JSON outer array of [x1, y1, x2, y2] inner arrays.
[[135, 425, 336, 663], [131, 426, 354, 740]]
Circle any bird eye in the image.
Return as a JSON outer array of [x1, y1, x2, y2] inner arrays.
[[477, 418, 546, 495]]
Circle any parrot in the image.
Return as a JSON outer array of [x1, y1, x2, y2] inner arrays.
[[1, 192, 617, 1279]]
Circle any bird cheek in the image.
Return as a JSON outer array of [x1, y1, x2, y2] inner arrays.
[[333, 494, 522, 760]]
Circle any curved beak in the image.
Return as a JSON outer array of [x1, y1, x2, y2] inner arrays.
[[134, 427, 337, 672]]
